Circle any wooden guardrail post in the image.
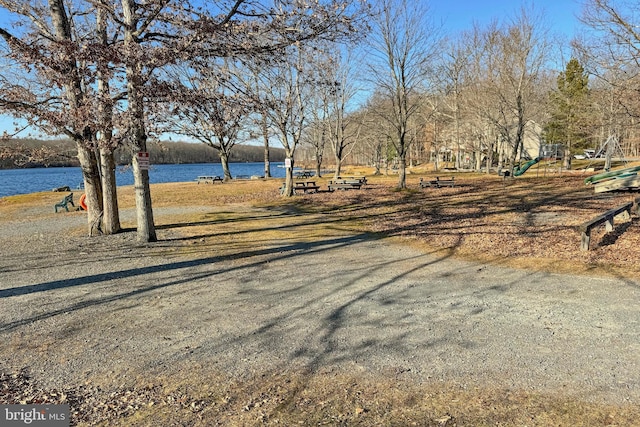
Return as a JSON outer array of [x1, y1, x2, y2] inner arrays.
[[579, 201, 634, 251]]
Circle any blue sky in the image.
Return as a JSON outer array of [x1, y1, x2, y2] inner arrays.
[[431, 0, 583, 37], [0, 0, 585, 139]]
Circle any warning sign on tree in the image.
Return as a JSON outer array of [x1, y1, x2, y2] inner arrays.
[[137, 152, 150, 170]]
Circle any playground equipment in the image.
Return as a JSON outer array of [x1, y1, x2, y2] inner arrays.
[[584, 165, 640, 193], [509, 144, 564, 177], [513, 157, 541, 177], [584, 135, 628, 172], [582, 135, 639, 192]]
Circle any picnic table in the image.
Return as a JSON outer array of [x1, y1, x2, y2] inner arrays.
[[295, 171, 314, 179], [419, 176, 455, 188], [280, 181, 320, 194], [196, 176, 223, 184], [328, 178, 363, 191], [335, 176, 367, 184], [293, 181, 320, 193]]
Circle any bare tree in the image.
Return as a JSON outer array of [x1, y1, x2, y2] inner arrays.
[[436, 35, 474, 170], [257, 45, 310, 196], [365, 0, 441, 189], [299, 45, 364, 178], [160, 60, 249, 181], [466, 8, 551, 172], [244, 61, 276, 179], [575, 0, 640, 156], [295, 47, 335, 177], [304, 106, 329, 178], [326, 49, 365, 178]]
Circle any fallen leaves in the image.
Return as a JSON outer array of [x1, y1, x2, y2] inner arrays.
[[300, 175, 640, 276], [0, 368, 208, 426]]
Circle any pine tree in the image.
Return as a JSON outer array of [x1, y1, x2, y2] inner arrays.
[[543, 58, 591, 153]]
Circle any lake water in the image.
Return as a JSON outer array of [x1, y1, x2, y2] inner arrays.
[[0, 162, 288, 198]]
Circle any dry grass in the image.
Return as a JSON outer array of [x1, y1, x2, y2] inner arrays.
[[97, 367, 640, 426], [2, 169, 640, 425], [121, 169, 640, 279]]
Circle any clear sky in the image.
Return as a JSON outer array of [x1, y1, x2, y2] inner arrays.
[[431, 0, 584, 37], [1, 0, 586, 139]]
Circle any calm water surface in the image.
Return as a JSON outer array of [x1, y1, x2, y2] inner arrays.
[[0, 162, 286, 198]]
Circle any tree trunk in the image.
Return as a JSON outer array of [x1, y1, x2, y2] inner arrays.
[[131, 153, 156, 241], [315, 155, 322, 178], [486, 137, 495, 174], [509, 95, 526, 170], [220, 152, 232, 180], [563, 147, 572, 170], [100, 148, 120, 234], [373, 143, 381, 175], [334, 153, 343, 179], [122, 0, 156, 243], [261, 114, 271, 178], [96, 6, 120, 235], [282, 155, 294, 197], [263, 142, 270, 178], [397, 151, 407, 189], [77, 144, 103, 236]]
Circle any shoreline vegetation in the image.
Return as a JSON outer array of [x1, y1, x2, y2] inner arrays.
[[0, 138, 286, 169]]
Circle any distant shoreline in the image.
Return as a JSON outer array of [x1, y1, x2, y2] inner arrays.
[[0, 159, 229, 170], [0, 139, 287, 169]]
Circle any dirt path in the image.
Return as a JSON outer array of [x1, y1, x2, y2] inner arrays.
[[1, 205, 640, 424]]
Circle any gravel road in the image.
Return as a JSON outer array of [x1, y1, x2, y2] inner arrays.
[[1, 206, 640, 412]]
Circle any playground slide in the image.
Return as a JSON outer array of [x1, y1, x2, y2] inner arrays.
[[584, 165, 640, 185], [513, 157, 541, 177]]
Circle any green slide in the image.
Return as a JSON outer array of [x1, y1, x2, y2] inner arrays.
[[513, 157, 541, 177], [584, 165, 640, 185]]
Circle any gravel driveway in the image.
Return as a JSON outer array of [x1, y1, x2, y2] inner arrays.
[[1, 205, 640, 418]]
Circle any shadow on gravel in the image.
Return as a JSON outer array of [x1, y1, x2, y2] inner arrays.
[[0, 232, 385, 331], [193, 251, 533, 374]]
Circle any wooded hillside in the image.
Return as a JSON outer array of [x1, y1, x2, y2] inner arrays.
[[0, 139, 285, 169]]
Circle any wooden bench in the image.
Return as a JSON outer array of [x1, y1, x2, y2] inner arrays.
[[196, 175, 223, 184], [420, 176, 455, 188], [579, 201, 634, 251], [54, 193, 75, 213]]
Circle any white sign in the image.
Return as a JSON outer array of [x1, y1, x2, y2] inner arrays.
[[284, 158, 292, 169], [137, 152, 150, 170]]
